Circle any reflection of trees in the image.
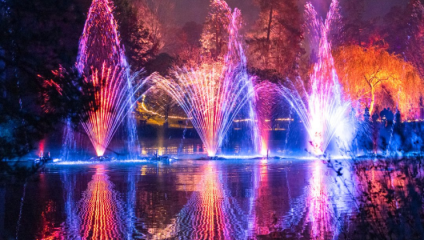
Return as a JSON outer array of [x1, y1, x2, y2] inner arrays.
[[344, 159, 424, 238]]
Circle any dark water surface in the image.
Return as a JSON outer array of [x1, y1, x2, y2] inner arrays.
[[1, 159, 357, 239]]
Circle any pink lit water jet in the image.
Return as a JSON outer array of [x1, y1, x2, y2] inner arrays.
[[254, 81, 279, 156], [77, 0, 147, 156], [277, 0, 351, 155], [152, 9, 256, 157]]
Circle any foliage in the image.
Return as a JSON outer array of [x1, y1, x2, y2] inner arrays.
[[0, 0, 87, 161], [246, 0, 303, 80], [403, 0, 424, 78], [173, 21, 203, 66], [200, 0, 232, 60], [333, 45, 423, 118], [114, 0, 163, 68]]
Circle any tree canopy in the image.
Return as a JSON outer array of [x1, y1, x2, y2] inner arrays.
[[334, 45, 423, 119]]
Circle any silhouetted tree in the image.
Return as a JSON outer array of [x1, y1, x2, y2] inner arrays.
[[114, 0, 163, 68], [0, 0, 92, 162], [246, 0, 303, 80]]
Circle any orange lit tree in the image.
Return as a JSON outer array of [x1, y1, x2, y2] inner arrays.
[[200, 0, 232, 59], [333, 45, 423, 119]]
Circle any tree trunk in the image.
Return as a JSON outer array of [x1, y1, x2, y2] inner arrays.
[[266, 7, 273, 42], [265, 7, 273, 68], [369, 85, 375, 114], [215, 15, 219, 58]]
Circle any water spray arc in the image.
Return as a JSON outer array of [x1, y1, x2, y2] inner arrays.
[[76, 0, 146, 157], [152, 9, 256, 157], [277, 0, 350, 155], [254, 81, 279, 156]]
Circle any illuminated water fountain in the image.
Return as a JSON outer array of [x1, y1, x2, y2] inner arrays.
[[152, 9, 257, 157], [254, 81, 279, 156], [277, 0, 351, 155], [76, 0, 146, 157]]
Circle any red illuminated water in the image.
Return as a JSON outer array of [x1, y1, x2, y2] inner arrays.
[[1, 159, 360, 239]]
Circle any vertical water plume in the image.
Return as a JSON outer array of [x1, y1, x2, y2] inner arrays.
[[77, 0, 145, 157], [152, 9, 256, 157], [76, 0, 124, 75], [61, 119, 76, 161], [254, 81, 279, 156], [225, 10, 262, 155], [277, 0, 350, 155]]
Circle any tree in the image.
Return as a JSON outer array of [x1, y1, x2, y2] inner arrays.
[[246, 0, 303, 80], [0, 0, 89, 161], [332, 0, 380, 48], [200, 0, 232, 59], [333, 45, 423, 119], [403, 0, 424, 78], [114, 0, 163, 68], [173, 21, 203, 65]]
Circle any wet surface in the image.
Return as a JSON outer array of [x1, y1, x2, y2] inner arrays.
[[0, 159, 357, 239]]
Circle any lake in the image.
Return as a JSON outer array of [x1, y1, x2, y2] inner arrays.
[[1, 158, 359, 239]]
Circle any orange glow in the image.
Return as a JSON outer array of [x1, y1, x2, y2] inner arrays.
[[334, 45, 423, 118], [260, 137, 268, 156], [79, 165, 124, 239], [192, 162, 228, 238]]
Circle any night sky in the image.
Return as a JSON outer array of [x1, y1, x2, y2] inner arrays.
[[172, 0, 406, 28], [173, 0, 259, 28]]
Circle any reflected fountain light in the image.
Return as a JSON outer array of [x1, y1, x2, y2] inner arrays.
[[191, 162, 229, 239], [35, 174, 64, 240], [78, 165, 126, 239], [148, 162, 246, 239], [247, 159, 275, 236], [60, 165, 139, 239], [275, 159, 354, 238], [306, 160, 333, 238], [37, 200, 64, 240]]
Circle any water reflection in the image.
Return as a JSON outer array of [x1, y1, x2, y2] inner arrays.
[[78, 165, 126, 239], [2, 159, 363, 239], [307, 160, 332, 239], [149, 162, 246, 239], [250, 159, 275, 236], [60, 165, 133, 239]]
